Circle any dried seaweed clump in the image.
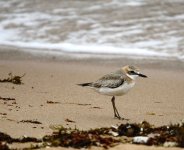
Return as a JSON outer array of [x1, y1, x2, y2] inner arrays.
[[0, 131, 41, 150], [0, 73, 25, 84], [117, 121, 184, 147], [43, 126, 119, 148], [0, 132, 12, 143], [118, 123, 140, 137]]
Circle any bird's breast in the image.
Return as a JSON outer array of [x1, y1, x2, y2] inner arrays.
[[97, 82, 135, 96]]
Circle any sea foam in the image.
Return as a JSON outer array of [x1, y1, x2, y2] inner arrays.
[[0, 0, 183, 60]]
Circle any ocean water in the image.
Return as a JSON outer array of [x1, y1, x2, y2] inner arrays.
[[0, 0, 184, 60]]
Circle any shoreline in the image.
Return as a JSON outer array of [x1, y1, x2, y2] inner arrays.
[[0, 45, 184, 71]]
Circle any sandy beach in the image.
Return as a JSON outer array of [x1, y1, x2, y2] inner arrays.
[[0, 0, 184, 149], [0, 49, 184, 149]]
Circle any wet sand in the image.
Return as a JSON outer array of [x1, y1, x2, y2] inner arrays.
[[0, 51, 184, 149]]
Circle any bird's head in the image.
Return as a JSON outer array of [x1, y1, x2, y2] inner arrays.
[[122, 65, 147, 80]]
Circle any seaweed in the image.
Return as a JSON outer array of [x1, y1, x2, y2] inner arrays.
[[0, 97, 15, 101], [0, 121, 184, 149], [19, 120, 42, 124], [91, 106, 102, 109], [0, 132, 41, 144], [43, 126, 119, 148], [0, 73, 25, 84], [47, 101, 60, 104], [13, 136, 41, 143], [0, 132, 12, 142]]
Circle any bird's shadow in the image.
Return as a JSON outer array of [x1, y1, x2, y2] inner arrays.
[[114, 117, 130, 121]]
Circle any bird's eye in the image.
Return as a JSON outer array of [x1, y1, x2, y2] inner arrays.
[[128, 71, 135, 74]]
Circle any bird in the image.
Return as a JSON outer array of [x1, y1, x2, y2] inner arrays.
[[78, 65, 147, 120]]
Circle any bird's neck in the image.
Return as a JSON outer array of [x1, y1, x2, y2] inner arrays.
[[127, 74, 138, 80]]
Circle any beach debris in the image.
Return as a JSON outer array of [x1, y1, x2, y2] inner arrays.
[[12, 102, 17, 104], [0, 132, 12, 142], [0, 113, 7, 116], [77, 103, 91, 106], [43, 126, 119, 148], [17, 135, 41, 143], [49, 125, 64, 131], [65, 118, 76, 123], [0, 141, 9, 150], [43, 122, 184, 148], [0, 131, 41, 143], [47, 101, 60, 104], [133, 136, 150, 144], [91, 106, 102, 109], [111, 125, 118, 130], [0, 132, 42, 150], [146, 112, 156, 115], [65, 102, 91, 106], [0, 121, 184, 149], [0, 73, 25, 84], [163, 141, 178, 147], [0, 97, 15, 101], [118, 123, 140, 137], [109, 131, 119, 137], [6, 119, 17, 122], [19, 120, 42, 124], [177, 124, 184, 147]]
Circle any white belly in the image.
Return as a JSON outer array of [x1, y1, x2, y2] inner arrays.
[[96, 82, 135, 96]]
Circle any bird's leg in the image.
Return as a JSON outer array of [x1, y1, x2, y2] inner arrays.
[[111, 96, 117, 118], [111, 96, 122, 119]]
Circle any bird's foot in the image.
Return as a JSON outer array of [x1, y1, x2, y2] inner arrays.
[[114, 115, 124, 120]]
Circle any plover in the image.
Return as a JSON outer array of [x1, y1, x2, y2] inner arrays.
[[78, 65, 147, 120]]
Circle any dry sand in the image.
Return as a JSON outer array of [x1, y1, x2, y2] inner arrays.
[[0, 53, 184, 149]]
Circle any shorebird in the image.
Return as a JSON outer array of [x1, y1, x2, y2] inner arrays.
[[78, 65, 147, 120]]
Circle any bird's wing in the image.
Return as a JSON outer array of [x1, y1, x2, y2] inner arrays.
[[91, 73, 125, 88]]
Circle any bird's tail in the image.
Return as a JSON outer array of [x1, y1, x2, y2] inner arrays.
[[77, 82, 92, 87]]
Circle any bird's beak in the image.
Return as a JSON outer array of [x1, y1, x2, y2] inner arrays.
[[138, 73, 148, 78]]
